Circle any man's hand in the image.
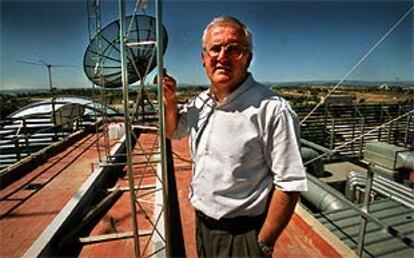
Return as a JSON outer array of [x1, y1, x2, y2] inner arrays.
[[162, 73, 178, 107], [153, 69, 178, 107]]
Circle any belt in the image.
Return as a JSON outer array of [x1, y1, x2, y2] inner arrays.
[[196, 210, 266, 232]]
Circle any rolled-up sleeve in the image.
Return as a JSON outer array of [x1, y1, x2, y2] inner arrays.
[[264, 108, 308, 192]]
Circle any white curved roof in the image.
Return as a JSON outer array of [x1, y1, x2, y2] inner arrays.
[[8, 96, 119, 118]]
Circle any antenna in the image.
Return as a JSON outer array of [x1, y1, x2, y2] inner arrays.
[[18, 60, 76, 127]]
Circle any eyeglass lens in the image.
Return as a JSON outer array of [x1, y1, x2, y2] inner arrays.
[[207, 43, 245, 59]]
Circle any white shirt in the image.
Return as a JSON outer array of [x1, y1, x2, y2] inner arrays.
[[173, 74, 307, 220]]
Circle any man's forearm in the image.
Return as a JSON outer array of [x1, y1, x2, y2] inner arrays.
[[258, 190, 300, 246]]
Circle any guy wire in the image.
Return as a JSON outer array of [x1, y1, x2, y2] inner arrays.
[[303, 109, 414, 166], [300, 5, 414, 126]]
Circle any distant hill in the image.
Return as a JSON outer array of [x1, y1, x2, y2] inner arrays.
[[0, 88, 52, 94], [266, 80, 414, 88], [1, 80, 413, 93]]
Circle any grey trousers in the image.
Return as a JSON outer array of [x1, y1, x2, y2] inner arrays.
[[196, 212, 265, 258]]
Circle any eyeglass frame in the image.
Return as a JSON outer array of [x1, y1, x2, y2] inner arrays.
[[203, 42, 250, 60]]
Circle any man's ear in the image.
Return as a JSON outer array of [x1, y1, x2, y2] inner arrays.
[[247, 51, 253, 68], [201, 51, 206, 67]]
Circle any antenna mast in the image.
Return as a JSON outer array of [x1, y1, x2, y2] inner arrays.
[[19, 60, 76, 137]]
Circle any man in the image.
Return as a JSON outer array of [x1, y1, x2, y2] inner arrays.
[[162, 16, 307, 257]]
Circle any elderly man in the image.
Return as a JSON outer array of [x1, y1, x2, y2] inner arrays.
[[162, 16, 307, 257]]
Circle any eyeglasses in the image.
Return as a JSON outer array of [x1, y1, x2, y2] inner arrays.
[[203, 43, 248, 60]]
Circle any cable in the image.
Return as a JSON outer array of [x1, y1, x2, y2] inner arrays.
[[224, 0, 231, 15], [300, 5, 414, 126], [303, 109, 414, 166]]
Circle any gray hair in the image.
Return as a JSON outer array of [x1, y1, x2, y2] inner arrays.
[[201, 16, 253, 51]]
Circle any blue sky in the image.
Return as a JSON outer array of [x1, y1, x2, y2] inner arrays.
[[1, 0, 413, 90]]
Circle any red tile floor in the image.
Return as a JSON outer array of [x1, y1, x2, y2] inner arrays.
[[0, 133, 113, 257], [1, 132, 350, 257], [78, 135, 347, 257]]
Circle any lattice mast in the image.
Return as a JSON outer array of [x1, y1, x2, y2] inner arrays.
[[86, 0, 111, 162], [84, 0, 173, 256], [118, 0, 171, 256], [154, 0, 172, 256], [118, 1, 141, 255]]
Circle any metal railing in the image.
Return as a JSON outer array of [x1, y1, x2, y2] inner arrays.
[[297, 103, 414, 158], [307, 173, 413, 257], [0, 114, 86, 170]]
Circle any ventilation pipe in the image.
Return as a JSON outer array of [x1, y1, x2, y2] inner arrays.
[[346, 171, 414, 209], [300, 146, 347, 212], [301, 147, 324, 177], [301, 174, 348, 212]]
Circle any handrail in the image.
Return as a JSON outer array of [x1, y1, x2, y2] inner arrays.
[[0, 115, 86, 167], [300, 103, 413, 158], [308, 173, 413, 249]]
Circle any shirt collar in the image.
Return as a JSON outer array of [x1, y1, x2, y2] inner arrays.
[[208, 73, 254, 109]]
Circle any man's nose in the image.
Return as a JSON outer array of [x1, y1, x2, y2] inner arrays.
[[217, 47, 229, 61]]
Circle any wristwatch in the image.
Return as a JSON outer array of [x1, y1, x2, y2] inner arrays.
[[257, 240, 274, 256]]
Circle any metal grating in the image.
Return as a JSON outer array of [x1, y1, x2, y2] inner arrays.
[[315, 198, 414, 258]]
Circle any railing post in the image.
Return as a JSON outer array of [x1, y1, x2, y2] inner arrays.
[[359, 117, 365, 158], [385, 106, 392, 143], [330, 118, 335, 151], [324, 103, 328, 146], [14, 136, 21, 161], [354, 106, 363, 158], [352, 108, 356, 153], [22, 118, 31, 156], [395, 105, 401, 144], [357, 167, 374, 257], [378, 104, 383, 141], [404, 113, 411, 148]]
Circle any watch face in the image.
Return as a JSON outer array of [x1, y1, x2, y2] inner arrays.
[[257, 240, 274, 255]]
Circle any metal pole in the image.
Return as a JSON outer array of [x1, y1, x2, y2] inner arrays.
[[357, 167, 374, 257], [22, 118, 31, 155], [359, 118, 365, 158], [14, 136, 21, 161], [379, 105, 383, 141], [118, 0, 141, 257], [47, 65, 55, 119], [404, 114, 410, 147], [352, 109, 356, 152], [155, 0, 172, 256], [330, 118, 335, 150], [47, 65, 57, 140]]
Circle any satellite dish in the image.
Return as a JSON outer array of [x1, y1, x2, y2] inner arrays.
[[83, 15, 168, 88]]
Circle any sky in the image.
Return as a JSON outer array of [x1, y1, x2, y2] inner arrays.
[[1, 0, 413, 90]]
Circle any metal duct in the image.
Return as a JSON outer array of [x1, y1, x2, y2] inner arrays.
[[346, 171, 414, 209], [301, 174, 348, 212], [364, 142, 414, 171], [396, 151, 414, 170], [301, 147, 324, 177], [301, 139, 335, 156]]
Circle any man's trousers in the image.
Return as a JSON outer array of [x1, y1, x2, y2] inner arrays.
[[196, 211, 266, 258]]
